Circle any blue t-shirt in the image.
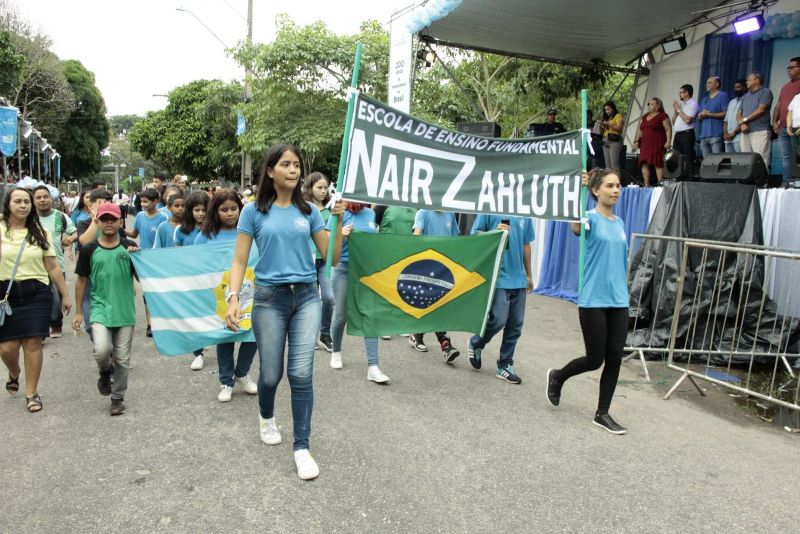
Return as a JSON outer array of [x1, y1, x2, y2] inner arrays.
[[238, 202, 325, 286], [194, 228, 238, 245], [71, 209, 90, 225], [328, 208, 378, 265], [154, 221, 178, 248], [578, 210, 629, 308], [471, 215, 534, 289], [134, 211, 168, 250], [698, 91, 730, 139], [413, 210, 459, 237], [174, 227, 201, 247]]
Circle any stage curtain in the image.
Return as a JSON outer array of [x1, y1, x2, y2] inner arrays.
[[699, 32, 774, 96]]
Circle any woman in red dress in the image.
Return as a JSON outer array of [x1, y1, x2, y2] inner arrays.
[[634, 98, 672, 186]]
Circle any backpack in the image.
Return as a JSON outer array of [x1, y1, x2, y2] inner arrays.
[[53, 211, 68, 237]]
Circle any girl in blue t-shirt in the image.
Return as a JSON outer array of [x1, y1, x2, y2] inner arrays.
[[302, 172, 334, 353], [328, 202, 389, 383], [174, 191, 210, 370], [225, 143, 344, 481], [198, 190, 258, 402], [546, 168, 630, 435]]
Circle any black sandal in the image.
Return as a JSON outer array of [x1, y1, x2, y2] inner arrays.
[[26, 393, 42, 413], [6, 375, 19, 395]]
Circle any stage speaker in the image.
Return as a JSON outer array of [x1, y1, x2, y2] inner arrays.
[[664, 149, 691, 180], [457, 121, 501, 138], [699, 152, 767, 186]]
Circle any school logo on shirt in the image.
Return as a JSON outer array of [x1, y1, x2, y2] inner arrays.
[[359, 249, 486, 319], [214, 267, 256, 329], [294, 218, 310, 232]]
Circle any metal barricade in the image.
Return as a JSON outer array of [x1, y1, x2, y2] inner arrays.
[[662, 240, 800, 412]]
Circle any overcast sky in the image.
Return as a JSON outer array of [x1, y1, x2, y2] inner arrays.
[[16, 0, 413, 116]]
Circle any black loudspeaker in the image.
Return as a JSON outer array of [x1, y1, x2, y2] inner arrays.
[[664, 149, 691, 180], [457, 121, 501, 137], [699, 152, 768, 186], [790, 139, 800, 179]]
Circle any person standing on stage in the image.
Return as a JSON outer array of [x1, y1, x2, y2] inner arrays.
[[773, 57, 800, 185], [737, 72, 773, 166], [633, 98, 671, 186], [723, 79, 747, 153], [546, 168, 629, 435], [697, 76, 729, 157], [672, 84, 699, 167]]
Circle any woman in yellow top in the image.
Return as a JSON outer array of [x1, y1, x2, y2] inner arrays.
[[1, 188, 72, 412], [600, 100, 625, 177]]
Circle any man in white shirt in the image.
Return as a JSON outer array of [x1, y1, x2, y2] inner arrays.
[[672, 84, 700, 169], [723, 79, 747, 153]]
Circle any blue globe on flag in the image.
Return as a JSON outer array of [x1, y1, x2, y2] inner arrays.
[[397, 259, 455, 310]]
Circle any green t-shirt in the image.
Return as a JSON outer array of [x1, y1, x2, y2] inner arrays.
[[379, 206, 417, 235], [38, 210, 76, 271], [75, 239, 137, 327]]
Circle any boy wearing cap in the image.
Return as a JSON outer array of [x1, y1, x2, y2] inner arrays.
[[72, 203, 140, 416]]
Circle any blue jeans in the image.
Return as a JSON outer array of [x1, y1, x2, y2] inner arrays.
[[779, 128, 792, 183], [251, 283, 320, 451], [216, 341, 257, 387], [725, 140, 740, 153], [315, 259, 334, 337], [330, 264, 379, 365], [469, 288, 527, 368], [82, 279, 93, 339], [700, 136, 724, 158]]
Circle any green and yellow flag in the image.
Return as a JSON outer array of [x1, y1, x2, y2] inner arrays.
[[346, 231, 506, 337]]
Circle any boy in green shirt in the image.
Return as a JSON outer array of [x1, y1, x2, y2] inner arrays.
[[72, 203, 139, 416]]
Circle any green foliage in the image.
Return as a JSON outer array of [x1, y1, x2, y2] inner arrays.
[[108, 114, 142, 136], [128, 80, 242, 180], [0, 30, 24, 96], [57, 60, 110, 178], [234, 18, 391, 178]]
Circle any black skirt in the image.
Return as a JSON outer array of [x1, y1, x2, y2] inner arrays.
[[0, 279, 53, 341]]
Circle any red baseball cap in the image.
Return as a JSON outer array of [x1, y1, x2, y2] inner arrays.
[[96, 203, 122, 220]]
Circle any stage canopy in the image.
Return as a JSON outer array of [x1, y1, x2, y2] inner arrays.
[[416, 0, 738, 69]]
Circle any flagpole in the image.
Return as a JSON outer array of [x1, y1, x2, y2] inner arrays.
[[324, 41, 363, 277], [578, 89, 588, 294]]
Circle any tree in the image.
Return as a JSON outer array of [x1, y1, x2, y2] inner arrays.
[[57, 60, 110, 178], [0, 30, 24, 96], [108, 114, 142, 136], [234, 17, 391, 177], [128, 79, 242, 180]]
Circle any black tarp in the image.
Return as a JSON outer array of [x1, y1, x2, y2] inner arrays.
[[626, 182, 800, 365]]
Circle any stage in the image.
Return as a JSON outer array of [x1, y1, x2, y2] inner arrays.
[[530, 185, 800, 317]]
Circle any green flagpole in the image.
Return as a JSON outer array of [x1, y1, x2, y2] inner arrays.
[[325, 41, 363, 278], [578, 89, 588, 294]]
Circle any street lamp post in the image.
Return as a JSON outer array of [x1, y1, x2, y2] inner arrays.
[[177, 2, 253, 190]]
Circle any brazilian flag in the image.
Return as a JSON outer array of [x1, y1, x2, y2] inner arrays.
[[346, 231, 506, 337]]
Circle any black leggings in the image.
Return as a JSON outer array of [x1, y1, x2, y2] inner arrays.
[[556, 307, 628, 414]]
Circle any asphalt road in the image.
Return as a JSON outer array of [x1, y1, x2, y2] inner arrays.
[[1, 251, 798, 533]]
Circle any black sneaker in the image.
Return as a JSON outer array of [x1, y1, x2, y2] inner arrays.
[[467, 341, 482, 370], [593, 413, 626, 435], [110, 398, 126, 416], [442, 342, 460, 364], [317, 334, 333, 352], [97, 372, 112, 396], [546, 368, 562, 407], [496, 365, 522, 384], [409, 334, 428, 352], [146, 325, 153, 338]]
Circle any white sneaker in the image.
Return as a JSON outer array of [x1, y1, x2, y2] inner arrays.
[[235, 375, 258, 395], [380, 335, 392, 340], [294, 449, 319, 480], [190, 354, 204, 370], [367, 365, 390, 383], [259, 415, 282, 445], [218, 385, 233, 402], [330, 352, 343, 369]]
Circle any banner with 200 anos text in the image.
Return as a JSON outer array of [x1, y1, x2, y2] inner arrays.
[[341, 94, 584, 221]]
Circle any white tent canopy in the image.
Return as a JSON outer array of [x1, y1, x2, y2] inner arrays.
[[416, 0, 738, 70]]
